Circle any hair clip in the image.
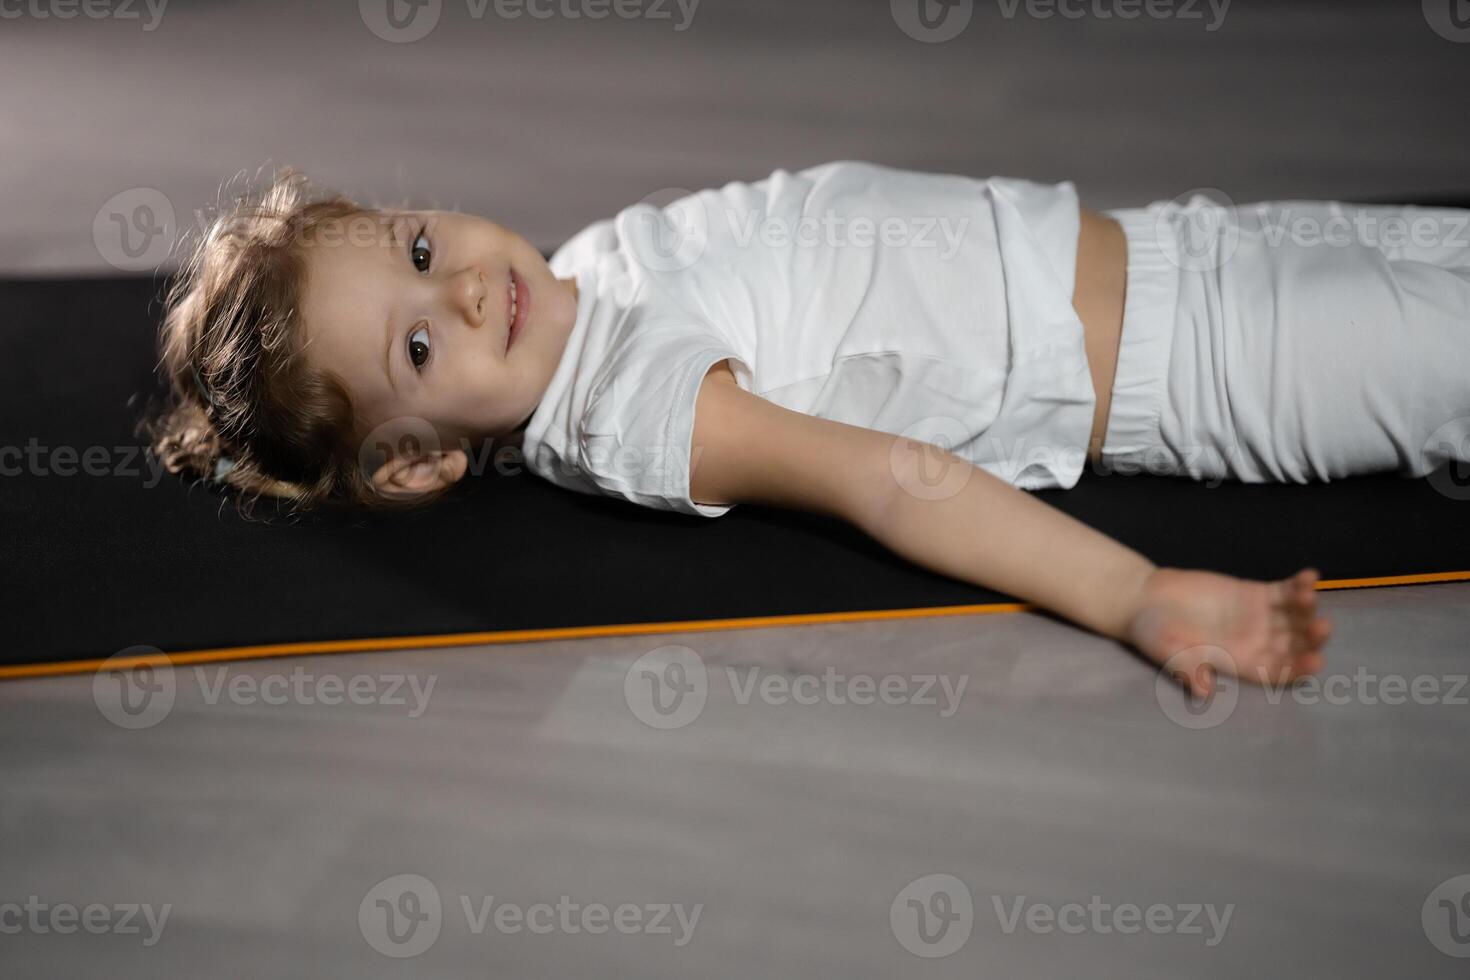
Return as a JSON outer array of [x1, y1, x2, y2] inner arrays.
[[190, 364, 210, 401], [190, 364, 220, 410], [212, 456, 237, 483]]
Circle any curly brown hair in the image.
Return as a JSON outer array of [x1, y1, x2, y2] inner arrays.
[[147, 168, 446, 512]]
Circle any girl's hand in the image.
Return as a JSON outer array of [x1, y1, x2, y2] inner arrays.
[[1124, 567, 1332, 698]]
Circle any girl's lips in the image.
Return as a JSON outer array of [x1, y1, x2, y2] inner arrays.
[[507, 269, 530, 352]]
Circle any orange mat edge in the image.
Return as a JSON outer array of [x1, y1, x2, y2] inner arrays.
[[4, 570, 1468, 682]]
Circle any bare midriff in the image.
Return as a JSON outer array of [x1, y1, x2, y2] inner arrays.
[[1072, 207, 1129, 464]]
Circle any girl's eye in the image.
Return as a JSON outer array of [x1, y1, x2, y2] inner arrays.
[[407, 326, 431, 370], [410, 231, 432, 273]]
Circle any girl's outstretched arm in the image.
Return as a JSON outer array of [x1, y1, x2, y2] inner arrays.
[[690, 361, 1330, 696]]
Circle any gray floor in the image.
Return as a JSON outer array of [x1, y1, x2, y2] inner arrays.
[[3, 1, 1469, 976], [2, 583, 1468, 977]]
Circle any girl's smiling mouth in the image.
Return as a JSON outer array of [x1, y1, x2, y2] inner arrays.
[[507, 268, 530, 352]]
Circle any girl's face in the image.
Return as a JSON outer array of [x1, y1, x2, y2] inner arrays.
[[300, 208, 579, 457]]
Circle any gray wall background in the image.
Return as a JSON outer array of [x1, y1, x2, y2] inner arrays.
[[0, 0, 1466, 275]]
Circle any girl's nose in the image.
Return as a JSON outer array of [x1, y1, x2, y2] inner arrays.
[[451, 267, 487, 329]]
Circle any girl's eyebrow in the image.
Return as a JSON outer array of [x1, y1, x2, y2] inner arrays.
[[382, 315, 397, 395], [381, 220, 401, 393]]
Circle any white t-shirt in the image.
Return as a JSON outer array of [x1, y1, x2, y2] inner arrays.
[[523, 161, 1095, 518]]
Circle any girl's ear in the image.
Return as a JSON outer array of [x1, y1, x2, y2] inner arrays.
[[369, 448, 468, 501]]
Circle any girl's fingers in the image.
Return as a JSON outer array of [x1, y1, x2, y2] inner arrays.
[[1188, 662, 1216, 700], [1318, 616, 1333, 640], [1280, 650, 1322, 683], [1310, 616, 1332, 652], [1274, 569, 1317, 613], [1282, 569, 1319, 614], [1269, 604, 1292, 643], [1169, 655, 1217, 700], [1156, 569, 1331, 695]]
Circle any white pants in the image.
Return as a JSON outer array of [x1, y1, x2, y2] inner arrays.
[[1101, 197, 1470, 484]]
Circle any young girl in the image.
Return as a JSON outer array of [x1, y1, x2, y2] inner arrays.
[[151, 161, 1469, 696]]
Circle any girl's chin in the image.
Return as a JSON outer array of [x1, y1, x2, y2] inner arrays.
[[495, 423, 528, 450]]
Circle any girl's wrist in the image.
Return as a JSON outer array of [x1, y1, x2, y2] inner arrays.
[[1101, 559, 1161, 643]]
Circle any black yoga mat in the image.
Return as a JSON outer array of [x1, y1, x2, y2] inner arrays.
[[3, 211, 1468, 672]]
